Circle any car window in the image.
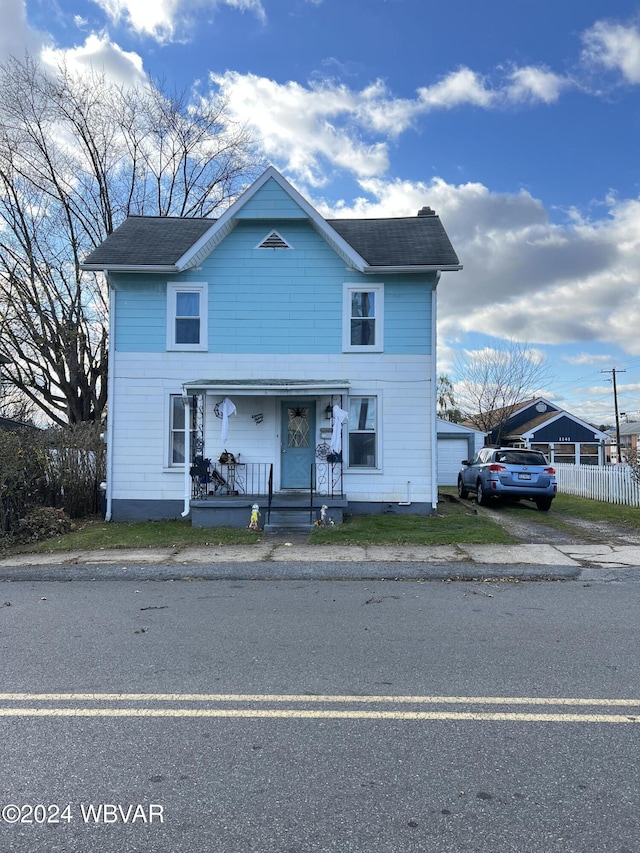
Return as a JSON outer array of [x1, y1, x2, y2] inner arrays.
[[501, 451, 547, 465]]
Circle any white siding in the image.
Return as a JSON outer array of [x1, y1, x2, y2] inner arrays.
[[110, 351, 436, 505]]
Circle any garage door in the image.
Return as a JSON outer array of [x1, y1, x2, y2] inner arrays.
[[437, 438, 469, 486]]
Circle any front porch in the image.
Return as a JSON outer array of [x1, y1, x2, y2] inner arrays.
[[181, 378, 350, 528], [189, 460, 347, 529]]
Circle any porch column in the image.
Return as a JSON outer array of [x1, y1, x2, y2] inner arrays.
[[181, 392, 191, 517]]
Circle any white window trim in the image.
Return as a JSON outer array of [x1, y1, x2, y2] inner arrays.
[[346, 393, 382, 471], [342, 283, 384, 352], [166, 281, 208, 351], [165, 393, 186, 469]]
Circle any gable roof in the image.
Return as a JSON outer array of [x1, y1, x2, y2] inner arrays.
[[461, 397, 556, 431], [462, 397, 610, 442], [81, 166, 461, 274]]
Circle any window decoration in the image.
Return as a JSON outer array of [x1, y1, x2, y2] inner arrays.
[[287, 407, 310, 448]]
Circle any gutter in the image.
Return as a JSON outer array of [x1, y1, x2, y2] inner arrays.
[[362, 264, 462, 274], [104, 273, 116, 521], [430, 273, 441, 511], [80, 263, 179, 273]]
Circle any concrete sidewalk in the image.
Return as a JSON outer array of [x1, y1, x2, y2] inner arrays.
[[1, 541, 640, 571]]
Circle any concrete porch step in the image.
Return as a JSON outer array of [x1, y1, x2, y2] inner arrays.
[[264, 509, 316, 532]]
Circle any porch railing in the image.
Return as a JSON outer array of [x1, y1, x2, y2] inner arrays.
[[311, 461, 343, 499], [191, 460, 273, 498]]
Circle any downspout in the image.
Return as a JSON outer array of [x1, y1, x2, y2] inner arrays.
[[430, 272, 441, 511], [398, 481, 412, 506], [104, 272, 115, 521], [181, 391, 191, 517]]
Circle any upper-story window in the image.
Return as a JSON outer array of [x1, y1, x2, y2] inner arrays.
[[167, 282, 207, 351], [343, 284, 384, 352]]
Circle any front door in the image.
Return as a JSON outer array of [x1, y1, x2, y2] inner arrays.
[[281, 401, 316, 488]]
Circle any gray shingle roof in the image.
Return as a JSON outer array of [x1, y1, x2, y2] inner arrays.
[[83, 211, 459, 270], [83, 216, 214, 268], [327, 216, 459, 267]]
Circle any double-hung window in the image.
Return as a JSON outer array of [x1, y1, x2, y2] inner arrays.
[[343, 284, 384, 352], [168, 394, 201, 466], [348, 396, 378, 468], [167, 283, 207, 350]]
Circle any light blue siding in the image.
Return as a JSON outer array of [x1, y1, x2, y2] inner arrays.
[[112, 277, 165, 352], [112, 221, 435, 355], [235, 178, 308, 219]]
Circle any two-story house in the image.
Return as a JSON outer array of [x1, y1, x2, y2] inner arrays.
[[82, 167, 461, 526]]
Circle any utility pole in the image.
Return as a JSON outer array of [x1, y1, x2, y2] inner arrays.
[[601, 368, 626, 463]]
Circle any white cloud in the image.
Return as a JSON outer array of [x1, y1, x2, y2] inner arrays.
[[417, 67, 495, 110], [582, 20, 640, 83], [506, 65, 570, 104], [89, 0, 266, 43], [562, 353, 614, 366], [42, 33, 147, 86], [208, 72, 391, 184], [0, 0, 50, 62]]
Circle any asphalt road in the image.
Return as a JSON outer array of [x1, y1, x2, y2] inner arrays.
[[0, 574, 639, 852]]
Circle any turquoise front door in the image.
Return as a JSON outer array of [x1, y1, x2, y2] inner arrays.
[[281, 401, 316, 488]]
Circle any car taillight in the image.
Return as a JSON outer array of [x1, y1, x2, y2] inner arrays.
[[544, 467, 555, 474], [487, 464, 506, 472]]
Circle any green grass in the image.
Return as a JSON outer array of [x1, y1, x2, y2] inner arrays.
[[551, 493, 640, 528], [309, 504, 516, 546], [16, 519, 266, 554], [6, 490, 638, 554]]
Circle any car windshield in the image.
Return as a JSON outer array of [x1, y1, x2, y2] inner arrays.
[[496, 451, 547, 466]]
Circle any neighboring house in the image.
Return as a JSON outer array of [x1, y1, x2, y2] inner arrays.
[[463, 397, 610, 465], [608, 422, 640, 463], [82, 167, 461, 525], [436, 418, 486, 486]]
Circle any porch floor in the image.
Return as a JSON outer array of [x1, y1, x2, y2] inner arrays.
[[190, 493, 347, 530]]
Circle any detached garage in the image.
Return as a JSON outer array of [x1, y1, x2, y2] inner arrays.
[[437, 419, 486, 486]]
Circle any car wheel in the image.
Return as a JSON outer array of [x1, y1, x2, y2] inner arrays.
[[457, 477, 469, 500], [476, 481, 490, 506], [536, 498, 552, 512]]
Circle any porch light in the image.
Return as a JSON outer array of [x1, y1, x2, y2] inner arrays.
[[325, 404, 333, 420]]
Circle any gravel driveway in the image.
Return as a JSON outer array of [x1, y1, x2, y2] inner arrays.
[[466, 500, 640, 546]]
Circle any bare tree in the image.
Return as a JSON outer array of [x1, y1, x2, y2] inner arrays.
[[453, 339, 551, 444], [436, 374, 463, 423], [0, 55, 259, 425]]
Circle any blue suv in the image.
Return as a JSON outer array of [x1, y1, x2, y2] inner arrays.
[[458, 447, 557, 511]]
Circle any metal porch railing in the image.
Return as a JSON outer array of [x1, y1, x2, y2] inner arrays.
[[191, 459, 273, 499]]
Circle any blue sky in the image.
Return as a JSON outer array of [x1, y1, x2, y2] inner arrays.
[[4, 0, 640, 424]]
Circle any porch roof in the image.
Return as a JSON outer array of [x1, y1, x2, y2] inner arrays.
[[182, 378, 350, 396]]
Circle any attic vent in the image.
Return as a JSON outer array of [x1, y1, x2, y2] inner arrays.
[[257, 231, 291, 249], [417, 206, 436, 217]]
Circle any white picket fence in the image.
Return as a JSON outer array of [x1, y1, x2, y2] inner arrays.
[[555, 463, 640, 507]]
